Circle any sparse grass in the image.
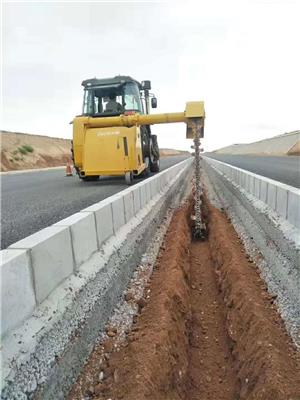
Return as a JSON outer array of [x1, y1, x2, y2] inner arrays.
[[16, 145, 34, 156], [22, 145, 34, 153], [13, 156, 20, 161], [9, 158, 14, 162], [18, 147, 27, 154], [18, 147, 27, 155]]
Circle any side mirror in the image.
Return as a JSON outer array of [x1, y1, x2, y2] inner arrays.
[[142, 80, 151, 90], [151, 97, 157, 108]]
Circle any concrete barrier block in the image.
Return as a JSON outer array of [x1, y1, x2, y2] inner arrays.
[[254, 178, 261, 199], [139, 184, 147, 208], [267, 183, 277, 211], [150, 178, 158, 198], [287, 191, 300, 229], [233, 169, 238, 184], [161, 173, 168, 191], [54, 212, 98, 269], [111, 195, 125, 232], [240, 172, 247, 189], [164, 173, 169, 188], [235, 170, 240, 185], [0, 249, 36, 337], [157, 175, 163, 192], [10, 226, 74, 304], [170, 168, 176, 179], [81, 202, 114, 245], [166, 170, 172, 184], [260, 181, 268, 203], [132, 186, 141, 214], [244, 175, 249, 192], [276, 186, 288, 219], [228, 166, 233, 179], [124, 191, 134, 222], [145, 181, 151, 202], [249, 176, 255, 195], [231, 169, 235, 181]]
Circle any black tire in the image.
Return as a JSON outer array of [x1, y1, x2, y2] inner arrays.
[[125, 171, 133, 185], [150, 159, 160, 173], [149, 135, 160, 173], [81, 175, 99, 181]]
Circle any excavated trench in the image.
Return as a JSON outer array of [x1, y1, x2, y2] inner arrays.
[[69, 196, 300, 400]]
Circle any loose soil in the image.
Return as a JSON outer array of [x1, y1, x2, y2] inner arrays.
[[69, 197, 300, 400]]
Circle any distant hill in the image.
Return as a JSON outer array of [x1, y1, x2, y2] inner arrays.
[[0, 131, 189, 172], [213, 131, 300, 156]]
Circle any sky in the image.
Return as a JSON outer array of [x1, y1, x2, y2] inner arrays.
[[1, 0, 300, 151]]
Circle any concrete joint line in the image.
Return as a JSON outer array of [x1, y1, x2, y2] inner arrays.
[[286, 191, 289, 220], [68, 227, 77, 272], [92, 212, 101, 250], [28, 249, 38, 306], [110, 202, 116, 236]]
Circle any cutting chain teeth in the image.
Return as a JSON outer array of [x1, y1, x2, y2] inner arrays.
[[192, 121, 206, 240]]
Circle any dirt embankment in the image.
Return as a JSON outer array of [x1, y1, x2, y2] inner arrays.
[[0, 131, 72, 172], [214, 130, 300, 156], [69, 197, 300, 400], [0, 131, 189, 172], [159, 148, 190, 157]]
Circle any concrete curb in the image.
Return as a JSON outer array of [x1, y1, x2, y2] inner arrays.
[[0, 157, 193, 399], [202, 160, 300, 348], [203, 156, 300, 230]]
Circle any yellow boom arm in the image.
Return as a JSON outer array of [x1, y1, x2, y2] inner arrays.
[[73, 101, 205, 139]]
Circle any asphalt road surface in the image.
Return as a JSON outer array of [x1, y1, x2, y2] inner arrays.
[[205, 154, 300, 189], [1, 155, 189, 249]]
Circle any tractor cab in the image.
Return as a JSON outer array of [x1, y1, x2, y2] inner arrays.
[[73, 76, 160, 183], [81, 76, 157, 118]]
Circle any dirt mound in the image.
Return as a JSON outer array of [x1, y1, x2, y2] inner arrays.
[[69, 197, 300, 399]]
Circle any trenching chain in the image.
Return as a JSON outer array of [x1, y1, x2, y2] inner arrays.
[[191, 120, 206, 240]]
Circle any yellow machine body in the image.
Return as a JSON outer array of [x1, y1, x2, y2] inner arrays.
[[72, 101, 205, 178], [73, 122, 145, 177]]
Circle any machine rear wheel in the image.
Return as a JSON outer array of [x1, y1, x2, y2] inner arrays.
[[149, 135, 160, 173], [125, 171, 133, 185], [150, 159, 160, 173]]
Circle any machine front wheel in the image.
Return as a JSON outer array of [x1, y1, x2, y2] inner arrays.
[[125, 171, 133, 185]]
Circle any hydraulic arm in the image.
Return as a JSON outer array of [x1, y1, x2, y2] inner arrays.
[[75, 101, 204, 139]]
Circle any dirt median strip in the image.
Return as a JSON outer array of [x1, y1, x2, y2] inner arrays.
[[69, 197, 300, 400]]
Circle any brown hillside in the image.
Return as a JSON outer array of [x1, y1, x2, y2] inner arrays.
[[0, 131, 72, 172]]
